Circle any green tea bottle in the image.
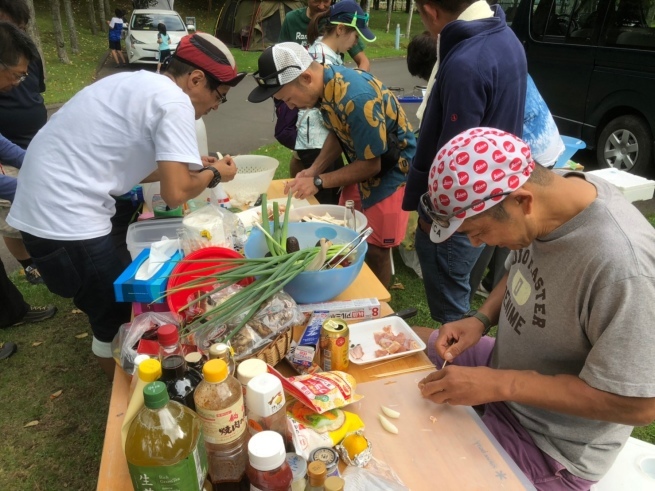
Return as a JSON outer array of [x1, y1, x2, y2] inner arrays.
[[125, 381, 210, 491]]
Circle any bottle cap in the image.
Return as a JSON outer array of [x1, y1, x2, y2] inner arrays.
[[208, 342, 230, 359], [157, 324, 179, 346], [203, 359, 228, 383], [185, 351, 203, 365], [248, 431, 286, 471], [143, 381, 169, 409], [133, 354, 151, 367], [246, 373, 285, 417], [286, 453, 307, 482], [307, 461, 327, 484], [138, 359, 162, 382], [236, 358, 267, 386], [324, 476, 345, 491]]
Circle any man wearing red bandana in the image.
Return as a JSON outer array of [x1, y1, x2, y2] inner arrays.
[[7, 33, 245, 380]]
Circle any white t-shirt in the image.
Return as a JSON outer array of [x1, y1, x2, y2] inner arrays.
[[8, 71, 202, 240]]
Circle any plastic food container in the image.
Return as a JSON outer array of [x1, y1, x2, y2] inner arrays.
[[126, 218, 183, 260], [586, 168, 655, 203]]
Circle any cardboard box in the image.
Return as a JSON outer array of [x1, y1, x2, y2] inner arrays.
[[587, 168, 655, 203], [114, 248, 182, 304]]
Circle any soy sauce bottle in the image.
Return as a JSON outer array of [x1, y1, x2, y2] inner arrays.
[[157, 324, 202, 411]]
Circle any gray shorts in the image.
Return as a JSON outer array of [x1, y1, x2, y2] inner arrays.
[[0, 165, 20, 239]]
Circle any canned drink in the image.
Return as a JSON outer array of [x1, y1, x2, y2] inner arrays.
[[320, 318, 349, 371], [309, 446, 340, 478]]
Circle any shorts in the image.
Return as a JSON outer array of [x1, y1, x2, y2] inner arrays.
[[158, 49, 171, 62], [0, 165, 20, 239], [340, 184, 409, 248], [109, 39, 122, 51]]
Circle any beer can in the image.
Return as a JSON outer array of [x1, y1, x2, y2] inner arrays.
[[320, 318, 349, 371]]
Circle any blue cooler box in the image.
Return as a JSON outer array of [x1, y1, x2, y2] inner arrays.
[[114, 248, 182, 303]]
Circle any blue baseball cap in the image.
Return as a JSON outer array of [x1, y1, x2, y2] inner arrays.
[[330, 1, 376, 42]]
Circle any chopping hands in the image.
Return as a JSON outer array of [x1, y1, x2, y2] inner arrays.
[[284, 175, 318, 200], [202, 154, 237, 182]]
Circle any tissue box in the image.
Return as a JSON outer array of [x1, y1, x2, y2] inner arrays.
[[114, 248, 182, 303]]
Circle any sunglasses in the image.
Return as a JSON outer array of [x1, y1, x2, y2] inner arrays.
[[0, 60, 28, 83], [215, 89, 227, 105], [332, 12, 370, 28], [420, 190, 512, 228], [253, 64, 301, 87]]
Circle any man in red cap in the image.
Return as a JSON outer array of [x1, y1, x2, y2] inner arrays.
[[414, 127, 655, 489], [7, 32, 245, 379]]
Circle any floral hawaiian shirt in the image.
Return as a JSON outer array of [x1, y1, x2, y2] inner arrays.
[[319, 65, 416, 209]]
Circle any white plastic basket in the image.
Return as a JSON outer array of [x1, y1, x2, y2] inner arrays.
[[221, 155, 279, 201]]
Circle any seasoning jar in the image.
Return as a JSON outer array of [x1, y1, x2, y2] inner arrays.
[[304, 461, 327, 491], [286, 452, 307, 491], [208, 342, 235, 375], [324, 476, 345, 491], [309, 447, 340, 478], [246, 431, 293, 491], [236, 358, 268, 400], [246, 373, 288, 446]]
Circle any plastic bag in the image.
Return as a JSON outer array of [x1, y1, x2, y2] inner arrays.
[[342, 456, 408, 491], [180, 203, 239, 254], [111, 311, 178, 374], [189, 290, 304, 360]]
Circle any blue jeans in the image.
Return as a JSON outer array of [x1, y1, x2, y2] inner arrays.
[[414, 227, 483, 324], [21, 232, 131, 343]]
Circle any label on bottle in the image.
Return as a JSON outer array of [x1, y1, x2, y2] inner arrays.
[[196, 398, 246, 444], [128, 434, 208, 491]]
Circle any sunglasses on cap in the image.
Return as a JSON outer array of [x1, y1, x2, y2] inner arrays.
[[420, 190, 512, 228], [333, 11, 370, 27], [253, 65, 301, 87]]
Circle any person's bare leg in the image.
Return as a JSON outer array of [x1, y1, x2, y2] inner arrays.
[[3, 236, 30, 262], [366, 244, 391, 288], [110, 49, 119, 65], [118, 50, 126, 64], [97, 356, 116, 382]]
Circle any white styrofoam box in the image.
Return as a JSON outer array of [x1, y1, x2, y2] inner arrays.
[[592, 437, 655, 490], [586, 168, 655, 203], [126, 218, 183, 260]]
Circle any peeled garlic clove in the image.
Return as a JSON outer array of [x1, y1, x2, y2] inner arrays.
[[381, 405, 400, 419], [379, 414, 399, 434]]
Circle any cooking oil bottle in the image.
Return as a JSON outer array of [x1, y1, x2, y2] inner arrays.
[[125, 381, 210, 491]]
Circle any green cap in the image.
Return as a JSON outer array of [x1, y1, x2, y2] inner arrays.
[[143, 381, 169, 409]]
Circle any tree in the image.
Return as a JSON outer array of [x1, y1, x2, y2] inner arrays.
[[87, 0, 98, 35], [406, 0, 415, 39], [62, 0, 80, 55], [103, 0, 111, 20], [23, 0, 46, 77], [51, 0, 71, 64], [97, 0, 107, 32]]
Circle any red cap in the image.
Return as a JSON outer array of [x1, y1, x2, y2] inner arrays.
[[174, 32, 246, 87], [157, 324, 179, 346]]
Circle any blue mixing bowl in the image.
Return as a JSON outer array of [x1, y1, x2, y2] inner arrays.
[[244, 222, 368, 304]]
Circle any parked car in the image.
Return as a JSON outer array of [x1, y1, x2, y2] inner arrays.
[[507, 0, 655, 176], [126, 9, 194, 64]]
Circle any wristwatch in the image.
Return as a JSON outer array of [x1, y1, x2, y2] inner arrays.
[[201, 166, 222, 188], [464, 309, 492, 336], [313, 176, 324, 191]]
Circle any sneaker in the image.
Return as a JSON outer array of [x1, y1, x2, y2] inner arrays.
[[24, 265, 44, 285], [0, 342, 17, 360], [14, 305, 57, 326], [476, 284, 490, 298]]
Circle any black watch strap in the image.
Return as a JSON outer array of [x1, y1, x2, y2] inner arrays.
[[201, 166, 222, 188], [313, 176, 324, 191], [465, 309, 492, 336]]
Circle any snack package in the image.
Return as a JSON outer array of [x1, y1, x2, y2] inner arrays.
[[286, 399, 365, 460], [187, 290, 305, 360], [111, 311, 178, 373], [270, 367, 363, 414]]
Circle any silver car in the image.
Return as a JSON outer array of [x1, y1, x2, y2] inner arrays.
[[126, 9, 194, 64]]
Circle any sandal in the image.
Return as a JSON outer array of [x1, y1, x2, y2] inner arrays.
[[0, 341, 17, 360]]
